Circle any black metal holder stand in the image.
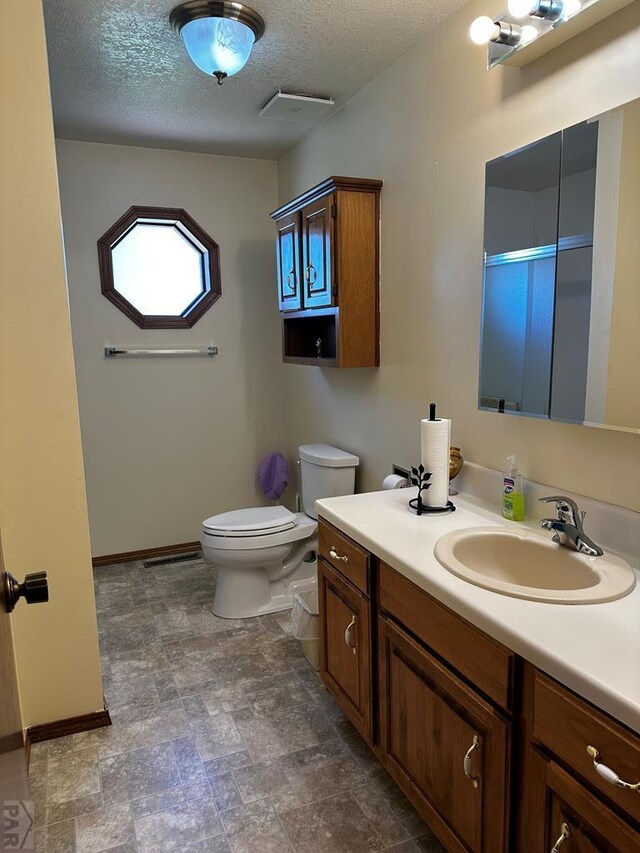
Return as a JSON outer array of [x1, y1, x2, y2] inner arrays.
[[408, 498, 456, 516]]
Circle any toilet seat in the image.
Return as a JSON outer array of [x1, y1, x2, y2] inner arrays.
[[202, 511, 317, 552], [203, 505, 297, 537]]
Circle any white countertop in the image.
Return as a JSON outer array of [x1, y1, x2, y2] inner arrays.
[[316, 488, 640, 734]]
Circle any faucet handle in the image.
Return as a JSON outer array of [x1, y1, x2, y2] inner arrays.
[[539, 495, 581, 523]]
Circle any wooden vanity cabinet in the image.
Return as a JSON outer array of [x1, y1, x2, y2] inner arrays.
[[532, 670, 640, 827], [519, 668, 640, 852], [271, 177, 382, 367], [316, 515, 640, 852], [378, 615, 511, 853], [527, 751, 640, 852], [317, 520, 373, 741]]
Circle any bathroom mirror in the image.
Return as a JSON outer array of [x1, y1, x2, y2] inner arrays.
[[478, 96, 640, 433]]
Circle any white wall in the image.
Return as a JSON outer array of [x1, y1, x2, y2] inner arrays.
[[56, 141, 285, 556], [277, 1, 640, 511]]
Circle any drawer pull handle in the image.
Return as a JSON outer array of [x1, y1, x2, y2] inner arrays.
[[344, 615, 357, 654], [286, 269, 296, 291], [586, 745, 640, 791], [551, 822, 570, 852], [329, 547, 349, 563], [463, 735, 480, 788]]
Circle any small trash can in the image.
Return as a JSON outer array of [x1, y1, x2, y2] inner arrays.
[[292, 588, 320, 671]]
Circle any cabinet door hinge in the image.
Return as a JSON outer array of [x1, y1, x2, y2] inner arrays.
[[332, 283, 338, 298], [331, 203, 337, 219]]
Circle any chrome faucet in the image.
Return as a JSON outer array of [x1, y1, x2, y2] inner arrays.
[[539, 495, 604, 557]]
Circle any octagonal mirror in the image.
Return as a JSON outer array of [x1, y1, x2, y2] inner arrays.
[[97, 206, 221, 328]]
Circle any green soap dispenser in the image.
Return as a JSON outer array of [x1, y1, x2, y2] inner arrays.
[[502, 455, 525, 521]]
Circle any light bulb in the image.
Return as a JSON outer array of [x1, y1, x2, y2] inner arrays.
[[469, 16, 500, 45], [520, 24, 538, 43], [562, 0, 581, 17], [508, 0, 536, 18]]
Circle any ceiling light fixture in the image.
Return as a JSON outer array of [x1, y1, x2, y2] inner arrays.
[[170, 0, 265, 85]]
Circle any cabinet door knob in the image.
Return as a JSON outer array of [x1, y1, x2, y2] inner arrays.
[[463, 734, 480, 788], [551, 821, 570, 852], [329, 547, 348, 563], [286, 269, 296, 291], [3, 571, 49, 613], [586, 745, 640, 791], [344, 615, 357, 654]]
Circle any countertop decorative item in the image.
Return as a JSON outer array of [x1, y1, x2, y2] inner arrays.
[[449, 446, 464, 482], [409, 462, 456, 515], [409, 465, 432, 515]]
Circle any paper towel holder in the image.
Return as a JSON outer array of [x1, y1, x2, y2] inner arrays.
[[408, 463, 456, 516]]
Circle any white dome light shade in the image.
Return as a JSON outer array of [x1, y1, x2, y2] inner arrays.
[[508, 0, 536, 18], [469, 15, 500, 44], [181, 17, 255, 78]]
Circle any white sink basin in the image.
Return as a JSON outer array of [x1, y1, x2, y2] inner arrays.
[[434, 526, 636, 604]]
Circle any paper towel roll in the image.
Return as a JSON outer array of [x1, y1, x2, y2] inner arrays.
[[421, 417, 451, 507], [382, 474, 410, 490]]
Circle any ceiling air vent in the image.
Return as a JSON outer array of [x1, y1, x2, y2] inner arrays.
[[259, 91, 335, 125]]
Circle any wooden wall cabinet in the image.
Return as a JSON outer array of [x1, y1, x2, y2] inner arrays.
[[316, 516, 640, 853], [271, 177, 382, 367]]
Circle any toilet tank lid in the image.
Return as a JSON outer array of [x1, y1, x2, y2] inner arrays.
[[299, 444, 360, 468]]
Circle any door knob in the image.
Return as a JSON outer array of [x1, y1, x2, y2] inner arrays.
[[3, 571, 49, 613]]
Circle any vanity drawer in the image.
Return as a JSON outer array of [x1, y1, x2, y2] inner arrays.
[[533, 670, 640, 825], [378, 562, 515, 712], [318, 518, 370, 595]]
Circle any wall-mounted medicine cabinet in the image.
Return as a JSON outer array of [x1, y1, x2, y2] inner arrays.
[[478, 96, 639, 434]]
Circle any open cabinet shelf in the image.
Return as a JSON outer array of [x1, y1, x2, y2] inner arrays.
[[282, 308, 338, 366]]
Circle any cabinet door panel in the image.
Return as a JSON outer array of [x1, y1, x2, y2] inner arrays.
[[276, 213, 301, 311], [537, 759, 640, 853], [302, 195, 335, 309], [318, 558, 372, 741], [379, 615, 510, 853]]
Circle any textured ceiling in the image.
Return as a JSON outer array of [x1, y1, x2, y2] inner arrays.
[[43, 0, 466, 159]]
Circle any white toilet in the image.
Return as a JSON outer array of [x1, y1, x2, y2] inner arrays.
[[201, 444, 359, 619]]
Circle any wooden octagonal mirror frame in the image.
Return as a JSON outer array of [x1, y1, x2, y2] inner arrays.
[[97, 206, 221, 329]]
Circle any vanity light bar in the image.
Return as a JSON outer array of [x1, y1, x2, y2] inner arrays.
[[469, 0, 608, 68]]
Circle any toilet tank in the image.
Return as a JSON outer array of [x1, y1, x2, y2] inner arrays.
[[299, 444, 359, 519]]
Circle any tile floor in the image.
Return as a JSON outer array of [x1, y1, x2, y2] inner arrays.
[[30, 555, 445, 853]]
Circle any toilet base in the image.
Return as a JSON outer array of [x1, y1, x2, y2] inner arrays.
[[216, 573, 317, 619], [209, 545, 318, 619]]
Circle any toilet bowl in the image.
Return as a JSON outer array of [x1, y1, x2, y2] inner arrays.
[[202, 507, 317, 618], [201, 444, 359, 619]]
